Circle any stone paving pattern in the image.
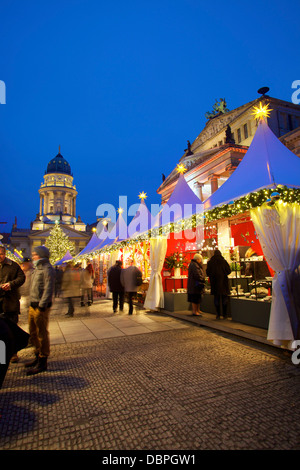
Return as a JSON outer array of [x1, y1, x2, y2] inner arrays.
[[0, 297, 299, 450]]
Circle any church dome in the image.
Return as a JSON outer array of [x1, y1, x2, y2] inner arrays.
[[46, 152, 72, 175]]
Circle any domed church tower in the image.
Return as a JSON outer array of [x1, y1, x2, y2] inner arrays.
[[32, 147, 86, 232]]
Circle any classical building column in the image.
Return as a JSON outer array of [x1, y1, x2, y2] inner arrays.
[[62, 192, 66, 213], [73, 197, 76, 217], [39, 195, 43, 215], [194, 181, 205, 201], [209, 174, 220, 194], [44, 192, 49, 214]]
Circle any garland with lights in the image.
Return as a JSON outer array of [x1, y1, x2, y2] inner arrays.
[[203, 186, 300, 223], [88, 186, 300, 256]]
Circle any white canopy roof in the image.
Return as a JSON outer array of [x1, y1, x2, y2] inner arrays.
[[55, 250, 73, 265], [204, 119, 300, 211], [127, 199, 153, 238], [152, 173, 203, 228], [75, 232, 100, 257]]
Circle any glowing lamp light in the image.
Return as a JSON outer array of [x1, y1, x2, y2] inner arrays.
[[176, 163, 187, 174], [117, 207, 124, 214], [251, 102, 272, 121]]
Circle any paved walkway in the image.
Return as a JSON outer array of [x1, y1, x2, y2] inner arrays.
[[18, 296, 272, 349], [18, 298, 191, 344], [1, 297, 299, 451]]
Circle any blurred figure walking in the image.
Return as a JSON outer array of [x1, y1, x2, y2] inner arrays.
[[121, 259, 142, 315], [107, 260, 124, 313], [61, 263, 81, 317], [80, 263, 94, 307]]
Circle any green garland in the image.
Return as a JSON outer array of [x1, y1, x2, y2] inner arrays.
[[203, 186, 300, 223], [77, 186, 300, 258]]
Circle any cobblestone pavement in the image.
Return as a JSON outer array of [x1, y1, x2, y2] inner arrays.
[[0, 298, 300, 451]]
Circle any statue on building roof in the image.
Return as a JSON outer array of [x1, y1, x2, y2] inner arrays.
[[205, 98, 229, 120], [184, 140, 193, 156], [225, 125, 235, 144]]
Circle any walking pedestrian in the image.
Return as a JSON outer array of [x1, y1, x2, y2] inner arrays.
[[187, 253, 205, 316], [120, 259, 142, 315], [80, 263, 94, 307], [0, 245, 26, 362], [54, 266, 63, 297], [206, 249, 231, 319], [61, 262, 81, 316], [19, 258, 33, 316], [25, 245, 54, 375], [107, 260, 124, 313]]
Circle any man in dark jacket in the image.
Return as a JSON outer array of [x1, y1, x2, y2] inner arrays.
[[206, 249, 231, 319], [25, 245, 54, 375], [0, 245, 26, 362], [107, 260, 124, 313], [0, 246, 26, 320]]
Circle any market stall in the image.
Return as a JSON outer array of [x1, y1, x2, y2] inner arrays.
[[203, 113, 300, 345]]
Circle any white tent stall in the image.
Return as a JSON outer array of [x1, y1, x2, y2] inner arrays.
[[203, 118, 300, 346]]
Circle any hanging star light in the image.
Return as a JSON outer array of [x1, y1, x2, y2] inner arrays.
[[251, 102, 272, 121], [176, 163, 187, 174], [138, 191, 147, 200]]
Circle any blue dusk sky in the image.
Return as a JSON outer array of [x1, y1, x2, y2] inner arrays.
[[0, 0, 299, 231]]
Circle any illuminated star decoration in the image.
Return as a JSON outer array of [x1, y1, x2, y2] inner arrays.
[[117, 207, 124, 214], [251, 102, 272, 121], [176, 163, 187, 174], [138, 191, 147, 200]]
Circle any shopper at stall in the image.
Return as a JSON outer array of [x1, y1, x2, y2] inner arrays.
[[187, 253, 205, 316], [206, 249, 231, 319], [107, 260, 124, 313]]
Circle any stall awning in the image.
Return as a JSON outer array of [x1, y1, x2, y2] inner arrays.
[[204, 119, 300, 211]]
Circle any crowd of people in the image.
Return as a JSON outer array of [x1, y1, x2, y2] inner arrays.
[[0, 245, 97, 383], [0, 245, 144, 384], [0, 241, 230, 386]]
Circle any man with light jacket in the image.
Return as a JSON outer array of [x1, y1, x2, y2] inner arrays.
[[25, 246, 54, 375]]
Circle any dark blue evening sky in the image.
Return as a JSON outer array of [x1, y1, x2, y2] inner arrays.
[[0, 0, 299, 230]]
